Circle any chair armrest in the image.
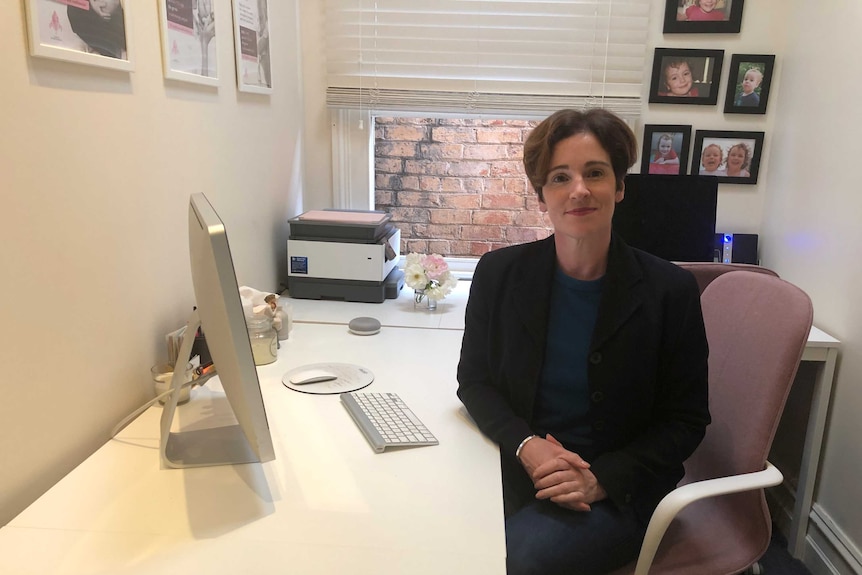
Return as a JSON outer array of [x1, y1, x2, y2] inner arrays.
[[634, 461, 783, 575]]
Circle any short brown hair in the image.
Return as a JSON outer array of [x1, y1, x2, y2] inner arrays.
[[523, 109, 637, 201]]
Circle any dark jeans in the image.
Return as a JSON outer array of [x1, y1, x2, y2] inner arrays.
[[505, 498, 644, 575], [500, 450, 646, 574]]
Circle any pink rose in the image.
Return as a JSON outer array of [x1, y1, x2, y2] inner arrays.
[[421, 254, 448, 280]]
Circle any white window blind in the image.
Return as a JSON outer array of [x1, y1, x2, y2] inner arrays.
[[324, 0, 651, 117]]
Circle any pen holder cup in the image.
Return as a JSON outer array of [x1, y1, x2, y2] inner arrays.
[[151, 362, 193, 405]]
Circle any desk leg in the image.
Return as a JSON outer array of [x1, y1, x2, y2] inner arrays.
[[788, 348, 838, 558]]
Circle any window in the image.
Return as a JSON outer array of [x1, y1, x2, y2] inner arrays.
[[323, 1, 651, 255], [375, 115, 552, 258]]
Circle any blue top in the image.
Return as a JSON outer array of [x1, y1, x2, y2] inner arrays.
[[532, 268, 603, 449]]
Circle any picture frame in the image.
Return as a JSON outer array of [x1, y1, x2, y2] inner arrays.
[[691, 130, 765, 184], [649, 48, 724, 106], [23, 0, 133, 72], [232, 0, 272, 94], [158, 0, 219, 87], [663, 0, 745, 34], [640, 125, 692, 176], [723, 54, 775, 115]]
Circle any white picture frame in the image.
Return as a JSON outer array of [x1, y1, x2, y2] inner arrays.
[[23, 0, 133, 72], [158, 0, 219, 87], [231, 0, 272, 94]]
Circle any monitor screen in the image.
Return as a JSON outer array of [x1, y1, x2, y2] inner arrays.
[[613, 175, 718, 262], [159, 193, 276, 468]]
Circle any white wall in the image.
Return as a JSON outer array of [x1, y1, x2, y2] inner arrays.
[[641, 0, 788, 235], [0, 1, 303, 525], [761, 2, 862, 570]]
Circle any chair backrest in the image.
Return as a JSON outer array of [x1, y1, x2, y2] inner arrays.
[[683, 271, 813, 486], [674, 262, 779, 294]]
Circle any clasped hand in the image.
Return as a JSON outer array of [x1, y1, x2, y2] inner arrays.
[[518, 434, 607, 512]]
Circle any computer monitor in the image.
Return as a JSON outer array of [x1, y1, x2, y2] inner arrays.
[[613, 175, 718, 262], [159, 193, 276, 468]]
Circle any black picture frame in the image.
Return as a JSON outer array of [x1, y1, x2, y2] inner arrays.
[[663, 0, 745, 34], [649, 48, 724, 106], [723, 54, 775, 114], [691, 130, 765, 184], [640, 125, 692, 176]]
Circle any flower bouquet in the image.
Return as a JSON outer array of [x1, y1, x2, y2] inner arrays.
[[404, 253, 458, 310]]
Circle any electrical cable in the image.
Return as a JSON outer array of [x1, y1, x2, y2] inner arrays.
[[109, 368, 218, 439]]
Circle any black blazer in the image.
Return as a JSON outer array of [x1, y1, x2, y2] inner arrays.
[[456, 234, 710, 523]]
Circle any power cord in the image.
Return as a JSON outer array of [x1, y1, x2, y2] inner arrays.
[[109, 367, 218, 438]]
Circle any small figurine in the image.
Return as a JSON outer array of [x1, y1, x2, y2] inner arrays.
[[264, 293, 292, 341]]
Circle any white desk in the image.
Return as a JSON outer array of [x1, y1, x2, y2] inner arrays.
[[0, 322, 506, 575], [0, 280, 840, 570], [287, 279, 471, 331], [289, 281, 841, 560], [783, 326, 841, 558]]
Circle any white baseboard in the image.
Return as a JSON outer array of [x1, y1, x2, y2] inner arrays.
[[803, 504, 862, 575], [767, 484, 862, 575]]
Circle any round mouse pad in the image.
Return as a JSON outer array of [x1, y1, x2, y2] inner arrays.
[[282, 363, 374, 395]]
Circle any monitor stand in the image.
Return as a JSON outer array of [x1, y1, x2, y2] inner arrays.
[[159, 310, 263, 469]]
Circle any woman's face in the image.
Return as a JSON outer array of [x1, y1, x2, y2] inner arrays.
[[727, 147, 746, 170], [699, 0, 718, 13], [538, 133, 622, 242], [701, 146, 723, 171], [665, 62, 693, 96]]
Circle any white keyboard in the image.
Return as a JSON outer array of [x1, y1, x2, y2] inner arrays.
[[341, 392, 439, 453]]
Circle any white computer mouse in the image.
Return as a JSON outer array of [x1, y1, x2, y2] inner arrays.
[[288, 368, 339, 385]]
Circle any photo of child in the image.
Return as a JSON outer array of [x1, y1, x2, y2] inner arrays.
[[648, 133, 683, 175], [696, 138, 758, 178], [658, 58, 708, 98], [724, 54, 774, 114], [650, 48, 723, 105], [699, 143, 726, 176], [664, 0, 742, 34], [734, 66, 763, 107], [725, 142, 752, 177], [676, 0, 728, 22]]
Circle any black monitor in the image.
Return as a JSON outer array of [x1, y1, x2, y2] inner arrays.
[[159, 193, 276, 469], [613, 175, 718, 262]]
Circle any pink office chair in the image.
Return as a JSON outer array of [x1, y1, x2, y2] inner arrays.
[[609, 271, 813, 575], [675, 261, 779, 294]]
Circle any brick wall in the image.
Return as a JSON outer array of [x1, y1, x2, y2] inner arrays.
[[374, 117, 553, 258]]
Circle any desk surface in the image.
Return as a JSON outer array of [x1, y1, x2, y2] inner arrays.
[[287, 280, 471, 331], [287, 280, 839, 348], [0, 322, 506, 575]]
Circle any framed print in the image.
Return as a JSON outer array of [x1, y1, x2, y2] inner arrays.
[[724, 54, 775, 115], [23, 0, 133, 72], [641, 125, 692, 176], [692, 130, 765, 184], [649, 48, 724, 106], [232, 0, 272, 94], [663, 0, 745, 34], [158, 0, 219, 86]]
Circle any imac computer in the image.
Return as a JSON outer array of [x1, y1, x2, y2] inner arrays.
[[159, 193, 276, 468], [613, 175, 718, 262]]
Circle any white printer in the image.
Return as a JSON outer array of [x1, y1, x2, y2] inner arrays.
[[286, 210, 404, 303]]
